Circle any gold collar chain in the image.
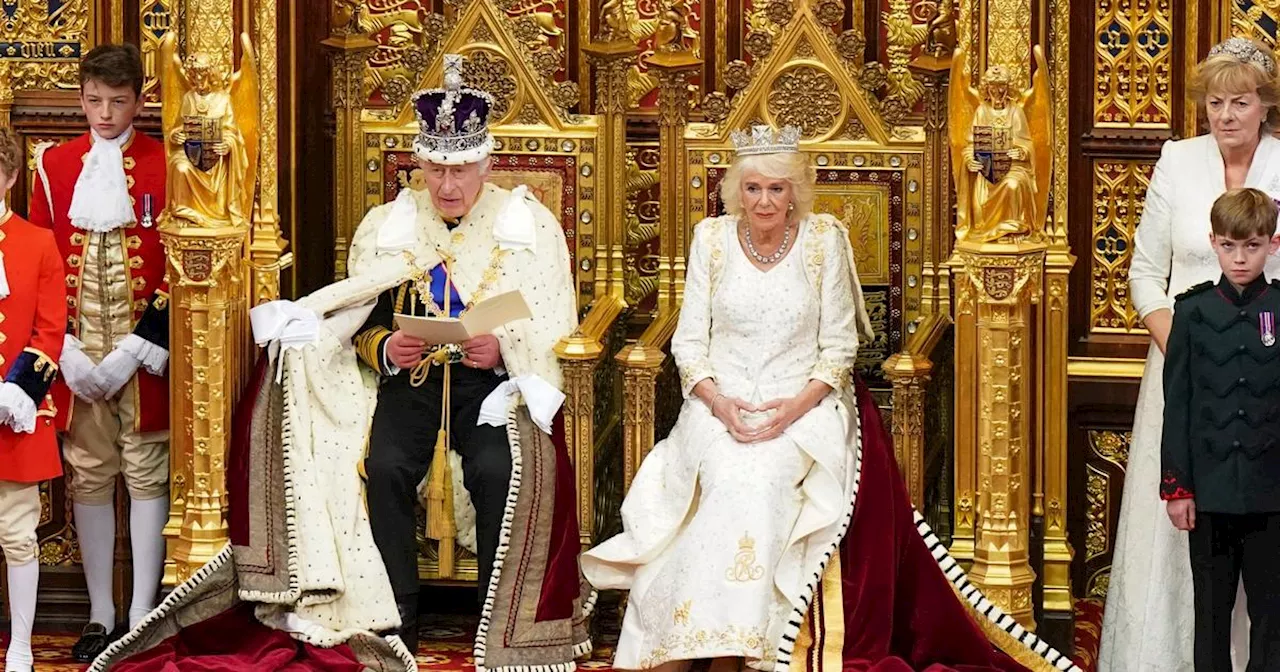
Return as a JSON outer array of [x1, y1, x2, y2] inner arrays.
[[401, 244, 512, 318]]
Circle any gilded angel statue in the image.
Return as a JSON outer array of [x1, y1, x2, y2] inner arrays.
[[158, 32, 259, 230], [948, 46, 1051, 243]]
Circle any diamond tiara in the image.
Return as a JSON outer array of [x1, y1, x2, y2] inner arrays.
[[1208, 37, 1277, 76], [730, 124, 802, 157]]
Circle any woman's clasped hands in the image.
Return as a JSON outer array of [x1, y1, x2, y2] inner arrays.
[[708, 393, 811, 443]]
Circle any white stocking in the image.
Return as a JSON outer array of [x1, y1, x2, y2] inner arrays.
[[128, 495, 169, 627], [74, 502, 117, 627], [4, 561, 38, 672]]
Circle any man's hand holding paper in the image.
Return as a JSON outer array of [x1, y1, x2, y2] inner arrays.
[[393, 289, 533, 346]]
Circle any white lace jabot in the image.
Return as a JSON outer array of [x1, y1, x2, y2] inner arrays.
[[68, 128, 136, 233]]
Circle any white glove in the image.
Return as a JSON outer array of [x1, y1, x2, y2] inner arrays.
[[60, 335, 109, 402], [94, 347, 142, 400]]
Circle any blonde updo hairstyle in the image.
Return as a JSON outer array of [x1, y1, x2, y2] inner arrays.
[[719, 151, 818, 222], [1189, 38, 1280, 134]]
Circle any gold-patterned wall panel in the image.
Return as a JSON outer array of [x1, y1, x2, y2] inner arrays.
[[1094, 0, 1173, 128], [0, 0, 93, 90], [140, 0, 176, 103], [987, 0, 1030, 83], [624, 0, 704, 109], [1090, 160, 1153, 334], [361, 1, 436, 107], [625, 143, 661, 312], [1231, 0, 1280, 47], [1084, 429, 1131, 599]]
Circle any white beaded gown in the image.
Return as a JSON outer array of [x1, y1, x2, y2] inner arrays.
[[582, 214, 870, 671], [1099, 134, 1280, 672]]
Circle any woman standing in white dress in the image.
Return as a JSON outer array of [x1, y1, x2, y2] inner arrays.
[[1100, 37, 1280, 672]]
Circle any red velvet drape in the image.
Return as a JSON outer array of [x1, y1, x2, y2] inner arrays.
[[840, 379, 1032, 672]]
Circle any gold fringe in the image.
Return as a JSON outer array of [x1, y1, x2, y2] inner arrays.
[[944, 580, 1063, 672]]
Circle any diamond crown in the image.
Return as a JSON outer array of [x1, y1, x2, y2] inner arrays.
[[730, 124, 802, 157], [1208, 37, 1276, 76]]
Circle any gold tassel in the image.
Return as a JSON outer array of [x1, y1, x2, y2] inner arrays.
[[423, 254, 457, 575], [424, 428, 457, 574]]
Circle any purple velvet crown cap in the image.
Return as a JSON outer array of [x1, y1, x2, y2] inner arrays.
[[414, 88, 493, 137]]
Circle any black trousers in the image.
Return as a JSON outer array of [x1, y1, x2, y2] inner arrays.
[[1189, 511, 1280, 671], [364, 365, 512, 607]]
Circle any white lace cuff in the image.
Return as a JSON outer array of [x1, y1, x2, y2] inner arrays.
[[0, 382, 37, 434], [118, 333, 169, 375]]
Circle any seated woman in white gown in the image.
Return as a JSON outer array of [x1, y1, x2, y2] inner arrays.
[[582, 125, 1079, 672]]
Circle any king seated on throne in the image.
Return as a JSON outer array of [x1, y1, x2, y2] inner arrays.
[[91, 54, 591, 672]]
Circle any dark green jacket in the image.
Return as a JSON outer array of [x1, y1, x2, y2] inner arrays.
[[1162, 274, 1280, 514]]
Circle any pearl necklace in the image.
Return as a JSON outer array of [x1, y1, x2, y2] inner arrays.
[[744, 223, 792, 264]]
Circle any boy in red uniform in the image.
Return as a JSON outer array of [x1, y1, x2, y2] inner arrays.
[[28, 44, 171, 661], [0, 127, 69, 672]]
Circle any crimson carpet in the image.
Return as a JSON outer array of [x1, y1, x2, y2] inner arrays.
[[0, 614, 616, 671], [2, 599, 1101, 671]]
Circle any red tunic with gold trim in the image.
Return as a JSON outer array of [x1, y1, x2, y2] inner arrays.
[[29, 131, 169, 433], [0, 211, 69, 483]]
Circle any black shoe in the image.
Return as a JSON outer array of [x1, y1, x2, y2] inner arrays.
[[71, 622, 111, 662], [397, 597, 420, 654]]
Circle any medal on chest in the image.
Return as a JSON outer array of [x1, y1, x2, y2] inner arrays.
[[1262, 311, 1275, 347], [141, 194, 154, 228]]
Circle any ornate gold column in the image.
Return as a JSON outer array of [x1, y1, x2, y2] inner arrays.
[[160, 9, 260, 583], [884, 352, 931, 508], [1039, 0, 1075, 623], [951, 264, 978, 564], [0, 62, 11, 127], [947, 41, 1052, 625], [885, 45, 956, 509], [959, 240, 1045, 627], [323, 9, 376, 281], [583, 32, 640, 303], [645, 45, 700, 315], [249, 0, 289, 306], [555, 295, 624, 547], [617, 313, 677, 490]]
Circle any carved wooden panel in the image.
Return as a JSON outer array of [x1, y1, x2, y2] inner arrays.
[[1067, 0, 1191, 358], [1231, 0, 1280, 46], [1094, 0, 1174, 128], [625, 141, 661, 314], [1090, 159, 1154, 334], [1067, 379, 1140, 610], [0, 0, 94, 90]]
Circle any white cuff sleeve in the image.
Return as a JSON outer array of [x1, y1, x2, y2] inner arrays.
[[0, 382, 37, 434], [250, 300, 320, 349], [118, 333, 169, 375], [477, 374, 564, 434]]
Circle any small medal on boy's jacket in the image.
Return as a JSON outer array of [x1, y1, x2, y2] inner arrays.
[[1262, 311, 1276, 347], [141, 193, 153, 228]]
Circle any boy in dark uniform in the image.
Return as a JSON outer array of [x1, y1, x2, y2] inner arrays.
[[1162, 187, 1280, 670]]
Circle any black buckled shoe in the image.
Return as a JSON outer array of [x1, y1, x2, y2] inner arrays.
[[396, 597, 420, 655], [71, 622, 111, 662]]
